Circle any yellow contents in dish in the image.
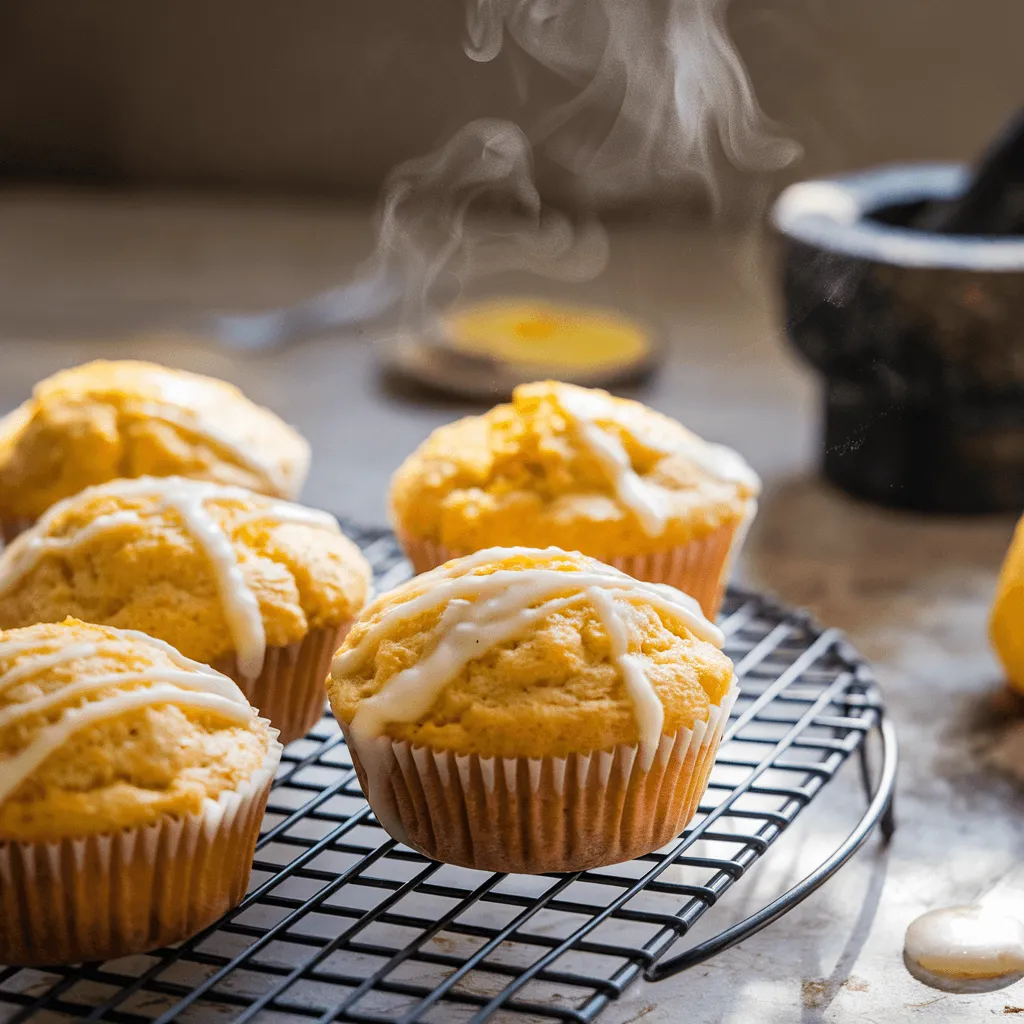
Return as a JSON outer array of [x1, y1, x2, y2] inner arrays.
[[444, 299, 651, 372]]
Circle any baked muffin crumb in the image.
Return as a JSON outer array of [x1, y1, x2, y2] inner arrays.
[[390, 381, 759, 556], [0, 618, 274, 843], [0, 477, 371, 671], [0, 360, 310, 521], [328, 546, 734, 759]]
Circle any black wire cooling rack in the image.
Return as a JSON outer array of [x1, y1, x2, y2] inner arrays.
[[0, 522, 897, 1024]]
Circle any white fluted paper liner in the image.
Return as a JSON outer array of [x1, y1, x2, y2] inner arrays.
[[212, 624, 350, 746], [0, 724, 283, 966], [344, 682, 738, 874], [399, 500, 757, 620]]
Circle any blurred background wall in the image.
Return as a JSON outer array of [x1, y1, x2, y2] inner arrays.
[[1, 0, 1022, 210]]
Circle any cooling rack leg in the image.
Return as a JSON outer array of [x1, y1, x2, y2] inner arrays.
[[880, 779, 896, 842], [858, 717, 896, 842], [857, 728, 873, 803]]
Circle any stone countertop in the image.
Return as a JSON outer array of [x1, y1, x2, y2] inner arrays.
[[0, 190, 1021, 1023]]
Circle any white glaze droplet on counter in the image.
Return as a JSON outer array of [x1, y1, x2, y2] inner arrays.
[[0, 626, 254, 805], [904, 906, 1024, 988], [554, 384, 761, 537], [336, 546, 724, 839], [0, 478, 340, 679]]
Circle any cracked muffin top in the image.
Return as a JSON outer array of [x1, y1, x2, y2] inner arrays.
[[389, 380, 759, 556], [0, 359, 310, 521], [0, 477, 371, 676], [327, 546, 734, 760]]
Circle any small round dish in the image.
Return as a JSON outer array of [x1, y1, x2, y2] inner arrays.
[[380, 298, 665, 400]]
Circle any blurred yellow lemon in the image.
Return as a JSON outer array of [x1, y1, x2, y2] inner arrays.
[[990, 514, 1024, 694]]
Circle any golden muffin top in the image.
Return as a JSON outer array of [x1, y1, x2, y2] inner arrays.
[[0, 618, 277, 843], [389, 381, 760, 555], [327, 547, 734, 762], [0, 360, 310, 520], [0, 477, 372, 675]]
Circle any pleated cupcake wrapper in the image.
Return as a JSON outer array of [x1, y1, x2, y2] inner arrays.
[[345, 682, 737, 874], [212, 623, 350, 746], [399, 500, 757, 620], [0, 725, 283, 966], [0, 516, 35, 547]]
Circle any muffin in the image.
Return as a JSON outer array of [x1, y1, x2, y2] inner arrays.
[[0, 618, 281, 965], [0, 477, 372, 744], [0, 359, 310, 541], [327, 546, 737, 873], [991, 512, 1024, 694], [389, 381, 759, 618]]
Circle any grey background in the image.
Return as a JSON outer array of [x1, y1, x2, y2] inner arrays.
[[1, 0, 1022, 206]]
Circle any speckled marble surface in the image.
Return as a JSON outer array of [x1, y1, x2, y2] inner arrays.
[[0, 191, 1021, 1022]]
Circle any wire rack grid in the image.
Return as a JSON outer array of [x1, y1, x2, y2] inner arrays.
[[0, 522, 897, 1024]]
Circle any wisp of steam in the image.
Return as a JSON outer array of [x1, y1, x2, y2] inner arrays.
[[368, 0, 798, 339], [465, 0, 801, 209], [368, 118, 608, 328]]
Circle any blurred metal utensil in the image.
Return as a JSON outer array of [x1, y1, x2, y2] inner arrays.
[[206, 272, 402, 350]]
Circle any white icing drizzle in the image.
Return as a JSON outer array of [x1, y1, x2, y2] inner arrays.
[[136, 400, 290, 495], [588, 587, 664, 750], [165, 485, 266, 679], [0, 478, 340, 678], [0, 669, 245, 732], [0, 626, 254, 805], [554, 385, 761, 537], [904, 906, 1024, 987], [0, 643, 101, 694], [336, 547, 724, 839], [571, 414, 668, 536], [101, 626, 255, 694]]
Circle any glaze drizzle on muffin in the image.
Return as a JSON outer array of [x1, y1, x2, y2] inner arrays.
[[0, 625, 253, 805], [335, 545, 723, 770], [0, 477, 341, 678], [135, 400, 292, 496], [0, 360, 313, 528], [555, 383, 760, 536], [389, 380, 761, 561]]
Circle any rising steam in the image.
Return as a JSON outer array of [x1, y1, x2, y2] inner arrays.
[[465, 0, 801, 209], [368, 118, 608, 326], [369, 0, 798, 335]]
